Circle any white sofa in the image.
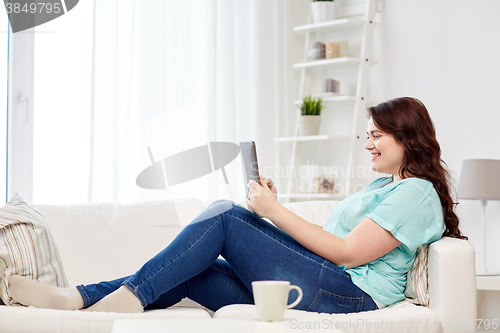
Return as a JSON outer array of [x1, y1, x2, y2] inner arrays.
[[0, 199, 476, 333]]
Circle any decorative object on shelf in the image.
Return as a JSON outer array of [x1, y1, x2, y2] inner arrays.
[[297, 116, 321, 136], [325, 40, 349, 59], [316, 175, 335, 193], [311, 0, 336, 24], [307, 41, 326, 60], [458, 159, 500, 276], [337, 40, 349, 57], [299, 165, 335, 194], [298, 95, 322, 136], [324, 79, 340, 93], [299, 164, 319, 193], [325, 42, 338, 59]]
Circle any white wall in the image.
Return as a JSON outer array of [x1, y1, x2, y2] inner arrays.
[[367, 0, 500, 322]]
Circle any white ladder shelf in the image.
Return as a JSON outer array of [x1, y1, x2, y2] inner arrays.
[[276, 0, 379, 203]]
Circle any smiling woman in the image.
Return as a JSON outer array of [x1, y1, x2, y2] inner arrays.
[[367, 97, 466, 240]]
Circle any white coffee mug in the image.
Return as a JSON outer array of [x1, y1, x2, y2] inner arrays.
[[252, 280, 303, 322]]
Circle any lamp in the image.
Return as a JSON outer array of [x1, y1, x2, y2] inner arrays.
[[458, 159, 500, 276]]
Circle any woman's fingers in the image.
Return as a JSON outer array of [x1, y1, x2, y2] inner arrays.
[[248, 178, 277, 198], [264, 178, 277, 194]]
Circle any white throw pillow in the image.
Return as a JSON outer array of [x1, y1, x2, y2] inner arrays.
[[0, 194, 68, 305]]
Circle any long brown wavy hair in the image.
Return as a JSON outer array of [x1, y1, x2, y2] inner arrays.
[[368, 97, 467, 240]]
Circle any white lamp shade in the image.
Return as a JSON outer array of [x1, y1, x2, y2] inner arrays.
[[458, 159, 500, 200]]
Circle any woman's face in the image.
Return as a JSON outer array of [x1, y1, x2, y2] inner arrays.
[[365, 117, 405, 181]]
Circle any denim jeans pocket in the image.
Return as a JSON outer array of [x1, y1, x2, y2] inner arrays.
[[306, 289, 364, 314]]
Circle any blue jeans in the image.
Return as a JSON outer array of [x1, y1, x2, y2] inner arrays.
[[77, 200, 377, 314]]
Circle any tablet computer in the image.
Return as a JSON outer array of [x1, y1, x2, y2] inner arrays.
[[240, 141, 261, 211]]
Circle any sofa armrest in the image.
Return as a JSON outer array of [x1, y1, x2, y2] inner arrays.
[[428, 237, 477, 333]]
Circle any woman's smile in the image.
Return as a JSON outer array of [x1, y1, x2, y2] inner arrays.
[[371, 152, 381, 161]]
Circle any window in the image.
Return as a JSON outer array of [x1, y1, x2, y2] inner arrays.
[[32, 1, 93, 203], [8, 1, 286, 204]]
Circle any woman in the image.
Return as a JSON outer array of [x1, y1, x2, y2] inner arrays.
[[9, 97, 466, 314]]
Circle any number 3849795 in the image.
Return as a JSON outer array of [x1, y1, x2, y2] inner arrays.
[[5, 2, 62, 14]]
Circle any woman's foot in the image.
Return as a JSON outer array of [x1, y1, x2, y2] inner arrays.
[[8, 275, 84, 310], [83, 286, 143, 313]]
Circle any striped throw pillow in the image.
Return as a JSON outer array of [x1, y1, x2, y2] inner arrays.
[[387, 244, 430, 308], [404, 244, 429, 306], [0, 194, 68, 306]]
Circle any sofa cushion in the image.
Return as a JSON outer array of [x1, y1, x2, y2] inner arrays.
[[0, 195, 68, 306], [32, 199, 205, 287], [0, 305, 210, 333]]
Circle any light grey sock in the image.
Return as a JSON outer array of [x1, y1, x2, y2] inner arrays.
[[8, 275, 84, 310], [83, 286, 143, 313]]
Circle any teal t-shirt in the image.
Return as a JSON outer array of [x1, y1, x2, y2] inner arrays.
[[322, 176, 445, 305]]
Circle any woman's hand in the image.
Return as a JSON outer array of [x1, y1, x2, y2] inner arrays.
[[247, 176, 279, 219]]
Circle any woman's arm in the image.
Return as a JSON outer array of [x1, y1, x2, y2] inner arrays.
[[247, 177, 401, 269], [269, 205, 400, 269]]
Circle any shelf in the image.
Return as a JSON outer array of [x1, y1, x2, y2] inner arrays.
[[293, 18, 365, 34], [323, 95, 358, 104], [477, 276, 500, 291], [294, 95, 377, 107], [293, 57, 360, 70], [278, 193, 346, 200], [294, 94, 356, 105], [274, 135, 352, 143]]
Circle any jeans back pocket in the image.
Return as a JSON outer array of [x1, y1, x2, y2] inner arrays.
[[307, 289, 363, 314]]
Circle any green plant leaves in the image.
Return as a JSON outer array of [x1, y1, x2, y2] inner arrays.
[[300, 95, 322, 116]]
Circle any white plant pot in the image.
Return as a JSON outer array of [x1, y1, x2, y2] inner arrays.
[[311, 2, 336, 24], [298, 115, 321, 136]]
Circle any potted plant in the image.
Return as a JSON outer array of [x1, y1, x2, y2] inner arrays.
[[311, 0, 336, 24], [298, 95, 322, 136]]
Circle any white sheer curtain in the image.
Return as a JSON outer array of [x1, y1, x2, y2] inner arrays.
[[89, 0, 290, 204]]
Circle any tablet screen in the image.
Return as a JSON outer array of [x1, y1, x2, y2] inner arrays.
[[240, 141, 261, 200]]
